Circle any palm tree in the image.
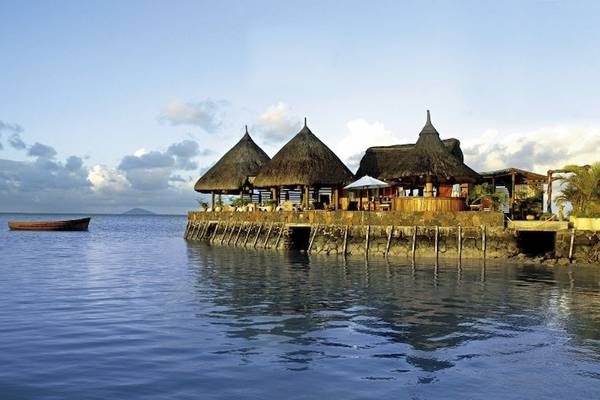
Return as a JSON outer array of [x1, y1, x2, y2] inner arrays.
[[556, 162, 600, 217]]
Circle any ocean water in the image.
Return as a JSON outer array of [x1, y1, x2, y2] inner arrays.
[[1, 214, 600, 399]]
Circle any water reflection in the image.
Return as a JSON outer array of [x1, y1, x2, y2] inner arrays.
[[186, 243, 600, 378]]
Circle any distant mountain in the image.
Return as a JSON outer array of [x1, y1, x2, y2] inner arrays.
[[122, 208, 155, 215]]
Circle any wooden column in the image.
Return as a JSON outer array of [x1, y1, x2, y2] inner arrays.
[[333, 188, 339, 210], [304, 186, 310, 209], [211, 191, 215, 209], [546, 170, 553, 213], [510, 172, 516, 216]]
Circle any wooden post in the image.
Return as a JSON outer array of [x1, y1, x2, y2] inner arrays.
[[275, 224, 284, 249], [569, 228, 575, 260], [304, 185, 310, 209], [482, 225, 486, 259], [263, 223, 273, 248], [201, 222, 211, 240], [234, 223, 244, 246], [211, 191, 215, 209], [220, 222, 230, 244], [342, 225, 349, 256], [364, 225, 370, 257], [412, 226, 417, 261], [457, 225, 462, 262], [243, 223, 253, 247], [186, 222, 194, 240], [333, 188, 339, 210], [184, 220, 191, 239], [253, 223, 263, 248], [510, 172, 516, 217], [385, 225, 393, 258], [308, 224, 319, 254], [210, 221, 220, 242], [435, 226, 439, 262], [546, 170, 553, 213], [191, 223, 199, 240], [227, 223, 238, 245]]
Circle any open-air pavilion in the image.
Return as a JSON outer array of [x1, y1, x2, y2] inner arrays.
[[194, 127, 270, 208], [355, 111, 482, 212], [253, 120, 354, 210]]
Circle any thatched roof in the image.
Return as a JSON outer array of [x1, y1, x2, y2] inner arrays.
[[356, 111, 481, 184], [253, 122, 354, 187], [194, 128, 270, 193], [480, 168, 546, 183]]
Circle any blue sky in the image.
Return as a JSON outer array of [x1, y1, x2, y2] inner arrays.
[[1, 0, 599, 213]]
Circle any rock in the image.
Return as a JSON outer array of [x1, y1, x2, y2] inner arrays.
[[557, 258, 571, 266]]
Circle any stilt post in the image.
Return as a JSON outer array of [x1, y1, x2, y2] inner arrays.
[[308, 224, 319, 254], [411, 226, 417, 261], [263, 223, 273, 249], [253, 223, 263, 248], [342, 225, 349, 256], [365, 225, 370, 257], [275, 224, 284, 249], [569, 228, 575, 260], [458, 225, 462, 264], [385, 225, 393, 258]]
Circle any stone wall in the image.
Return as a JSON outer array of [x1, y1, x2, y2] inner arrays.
[[188, 210, 505, 227], [555, 230, 600, 263], [185, 210, 599, 264]]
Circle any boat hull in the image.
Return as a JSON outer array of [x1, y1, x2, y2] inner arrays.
[[8, 217, 91, 231]]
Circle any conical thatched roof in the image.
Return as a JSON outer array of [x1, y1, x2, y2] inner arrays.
[[356, 111, 481, 184], [253, 122, 354, 187], [194, 128, 270, 193]]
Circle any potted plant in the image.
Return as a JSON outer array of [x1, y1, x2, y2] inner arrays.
[[197, 200, 208, 212]]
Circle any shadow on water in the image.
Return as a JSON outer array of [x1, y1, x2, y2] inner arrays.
[[185, 242, 600, 376]]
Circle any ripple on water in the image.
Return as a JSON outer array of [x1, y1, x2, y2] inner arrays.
[[1, 214, 600, 399]]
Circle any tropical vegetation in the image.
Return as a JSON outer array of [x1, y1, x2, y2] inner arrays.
[[468, 183, 508, 211], [556, 162, 600, 217]]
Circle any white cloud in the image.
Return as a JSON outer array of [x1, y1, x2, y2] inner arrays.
[[252, 102, 301, 143], [88, 164, 130, 193], [334, 119, 399, 172], [462, 125, 600, 174], [160, 99, 226, 132]]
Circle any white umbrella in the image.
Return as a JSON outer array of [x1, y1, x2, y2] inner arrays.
[[344, 175, 389, 211], [344, 175, 389, 190]]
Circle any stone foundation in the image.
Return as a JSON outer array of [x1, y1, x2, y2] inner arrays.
[[185, 211, 600, 264]]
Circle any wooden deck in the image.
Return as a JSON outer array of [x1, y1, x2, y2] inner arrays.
[[508, 220, 569, 232]]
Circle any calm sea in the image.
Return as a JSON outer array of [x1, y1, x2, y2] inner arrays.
[[1, 214, 599, 399]]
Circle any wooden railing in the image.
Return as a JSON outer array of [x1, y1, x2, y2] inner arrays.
[[393, 197, 467, 212]]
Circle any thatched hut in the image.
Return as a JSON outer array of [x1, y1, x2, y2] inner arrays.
[[253, 120, 354, 209], [355, 111, 481, 211], [194, 127, 270, 207]]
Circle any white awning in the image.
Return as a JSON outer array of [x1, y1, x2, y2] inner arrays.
[[344, 175, 389, 190]]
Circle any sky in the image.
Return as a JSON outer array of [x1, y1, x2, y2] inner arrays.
[[1, 0, 599, 214]]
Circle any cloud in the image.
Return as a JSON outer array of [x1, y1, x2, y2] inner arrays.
[[462, 125, 600, 174], [166, 139, 207, 170], [8, 133, 26, 150], [252, 102, 301, 143], [118, 151, 174, 170], [28, 142, 57, 159], [0, 134, 203, 213], [167, 139, 199, 158], [160, 99, 226, 132], [334, 119, 399, 172], [0, 120, 24, 150]]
